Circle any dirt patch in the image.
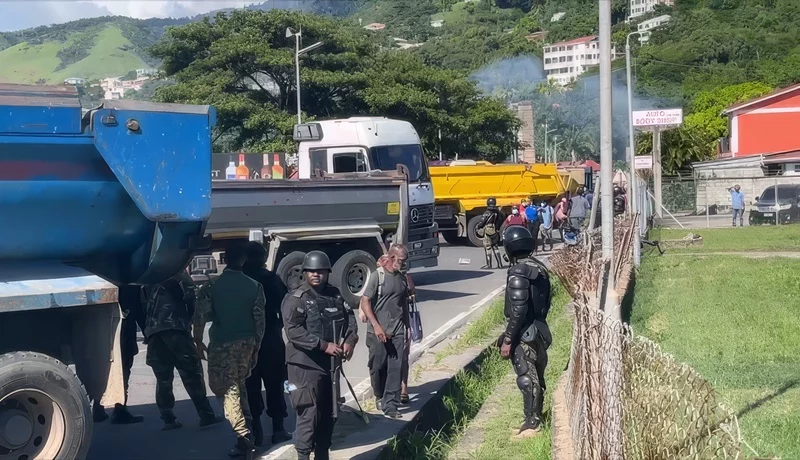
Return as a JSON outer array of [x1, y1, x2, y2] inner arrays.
[[551, 374, 574, 460]]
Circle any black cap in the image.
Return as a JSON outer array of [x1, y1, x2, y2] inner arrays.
[[302, 251, 332, 271], [502, 226, 533, 259], [487, 197, 497, 208]]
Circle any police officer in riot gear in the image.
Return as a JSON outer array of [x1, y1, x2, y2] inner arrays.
[[475, 197, 506, 269], [498, 226, 552, 435], [282, 251, 359, 460]]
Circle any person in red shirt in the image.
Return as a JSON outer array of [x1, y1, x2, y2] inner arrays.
[[505, 207, 526, 227]]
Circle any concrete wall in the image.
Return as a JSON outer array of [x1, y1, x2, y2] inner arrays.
[[693, 165, 800, 212]]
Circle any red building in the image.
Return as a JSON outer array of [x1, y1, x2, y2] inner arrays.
[[720, 83, 800, 157]]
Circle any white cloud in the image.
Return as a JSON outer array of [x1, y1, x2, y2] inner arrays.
[[91, 1, 258, 19], [0, 1, 260, 32]]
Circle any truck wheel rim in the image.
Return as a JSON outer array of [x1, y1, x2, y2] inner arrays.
[[0, 389, 66, 460], [347, 263, 369, 296]]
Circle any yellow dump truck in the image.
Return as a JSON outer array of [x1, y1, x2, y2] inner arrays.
[[431, 160, 567, 246]]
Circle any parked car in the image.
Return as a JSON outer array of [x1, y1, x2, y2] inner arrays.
[[749, 184, 800, 225]]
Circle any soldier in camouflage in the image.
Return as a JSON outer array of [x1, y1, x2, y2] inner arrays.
[[143, 269, 223, 431], [194, 241, 266, 460]]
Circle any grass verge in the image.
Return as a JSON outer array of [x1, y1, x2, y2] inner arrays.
[[385, 280, 572, 459], [465, 282, 572, 460], [632, 254, 800, 459], [652, 225, 800, 253]]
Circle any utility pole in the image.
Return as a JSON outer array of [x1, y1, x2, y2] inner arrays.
[[599, 0, 615, 276], [626, 31, 642, 267]]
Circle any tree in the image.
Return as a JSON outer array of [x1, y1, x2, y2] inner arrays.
[[150, 9, 519, 160]]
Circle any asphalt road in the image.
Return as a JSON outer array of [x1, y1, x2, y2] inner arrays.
[[86, 239, 510, 459]]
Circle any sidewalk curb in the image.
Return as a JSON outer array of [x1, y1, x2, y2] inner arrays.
[[260, 283, 507, 460]]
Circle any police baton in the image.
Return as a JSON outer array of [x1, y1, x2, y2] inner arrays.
[[331, 319, 342, 421]]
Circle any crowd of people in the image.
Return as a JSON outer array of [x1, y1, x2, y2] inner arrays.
[[93, 241, 416, 460], [473, 188, 597, 268]]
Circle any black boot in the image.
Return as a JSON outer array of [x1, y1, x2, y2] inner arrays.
[[92, 401, 108, 423], [110, 403, 144, 424], [271, 418, 291, 444], [314, 447, 331, 460], [252, 416, 264, 447], [519, 416, 542, 433], [228, 436, 255, 460]]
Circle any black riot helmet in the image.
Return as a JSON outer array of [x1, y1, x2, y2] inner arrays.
[[302, 251, 332, 272], [486, 197, 497, 209], [503, 225, 533, 260]]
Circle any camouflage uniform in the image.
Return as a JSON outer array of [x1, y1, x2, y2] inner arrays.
[[207, 338, 260, 436], [143, 272, 217, 425], [195, 269, 266, 441]]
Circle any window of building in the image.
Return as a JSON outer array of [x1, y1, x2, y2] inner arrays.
[[567, 56, 573, 61]]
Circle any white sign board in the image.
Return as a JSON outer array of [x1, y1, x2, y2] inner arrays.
[[632, 108, 683, 127], [634, 155, 653, 170]]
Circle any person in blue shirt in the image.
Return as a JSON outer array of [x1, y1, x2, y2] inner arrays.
[[728, 184, 745, 227], [524, 199, 540, 253], [538, 201, 554, 252]]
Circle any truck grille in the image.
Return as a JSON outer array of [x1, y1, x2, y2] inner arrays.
[[409, 204, 434, 230]]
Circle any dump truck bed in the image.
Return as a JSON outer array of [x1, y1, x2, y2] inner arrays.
[[430, 162, 566, 212], [0, 83, 216, 285], [206, 172, 408, 241]]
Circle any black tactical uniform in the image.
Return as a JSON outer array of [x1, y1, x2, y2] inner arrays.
[[499, 226, 552, 433], [475, 197, 506, 269], [243, 242, 291, 446], [282, 251, 359, 460]]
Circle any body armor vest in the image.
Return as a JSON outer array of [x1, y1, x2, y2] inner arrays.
[[295, 287, 348, 343]]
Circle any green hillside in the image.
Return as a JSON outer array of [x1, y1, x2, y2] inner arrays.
[[0, 24, 150, 83]]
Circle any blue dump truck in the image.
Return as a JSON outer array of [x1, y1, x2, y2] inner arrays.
[[0, 84, 413, 459], [0, 84, 217, 459]]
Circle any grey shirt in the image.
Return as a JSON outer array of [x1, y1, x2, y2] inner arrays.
[[569, 195, 591, 218], [363, 269, 407, 337]]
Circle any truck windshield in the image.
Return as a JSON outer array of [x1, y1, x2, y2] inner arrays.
[[370, 144, 429, 182], [760, 187, 797, 201]]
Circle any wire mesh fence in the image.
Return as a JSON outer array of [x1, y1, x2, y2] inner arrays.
[[551, 217, 743, 460]]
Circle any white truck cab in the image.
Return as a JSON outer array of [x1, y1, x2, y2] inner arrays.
[[295, 117, 439, 269]]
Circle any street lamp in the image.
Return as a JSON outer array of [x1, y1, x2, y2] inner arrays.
[[543, 122, 557, 163], [286, 27, 323, 125], [552, 136, 564, 163]]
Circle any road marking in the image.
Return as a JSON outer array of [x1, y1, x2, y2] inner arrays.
[[260, 283, 506, 460]]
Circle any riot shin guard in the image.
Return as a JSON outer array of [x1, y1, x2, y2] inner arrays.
[[482, 248, 493, 269]]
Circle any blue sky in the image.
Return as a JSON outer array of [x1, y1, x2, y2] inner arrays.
[[0, 1, 258, 31]]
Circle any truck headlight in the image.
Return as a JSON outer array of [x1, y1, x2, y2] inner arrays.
[[779, 204, 792, 210]]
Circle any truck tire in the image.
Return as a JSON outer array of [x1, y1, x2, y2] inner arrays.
[[331, 250, 376, 308], [276, 251, 306, 290], [0, 351, 92, 460], [441, 230, 461, 245], [466, 215, 485, 247]]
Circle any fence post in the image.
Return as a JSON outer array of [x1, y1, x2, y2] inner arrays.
[[706, 171, 711, 228]]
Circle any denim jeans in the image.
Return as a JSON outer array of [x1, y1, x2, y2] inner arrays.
[[732, 208, 744, 227]]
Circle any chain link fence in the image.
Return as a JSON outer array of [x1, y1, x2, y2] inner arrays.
[[551, 218, 743, 459]]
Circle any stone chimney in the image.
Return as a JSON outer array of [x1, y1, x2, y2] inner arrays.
[[513, 101, 536, 163]]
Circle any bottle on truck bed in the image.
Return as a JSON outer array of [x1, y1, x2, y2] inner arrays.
[[0, 83, 216, 460]]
